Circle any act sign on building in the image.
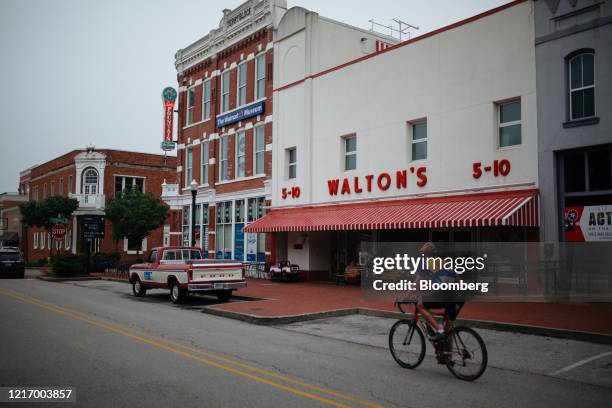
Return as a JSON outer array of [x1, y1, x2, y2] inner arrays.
[[565, 205, 612, 242]]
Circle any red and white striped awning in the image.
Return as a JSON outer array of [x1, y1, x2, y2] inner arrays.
[[244, 189, 539, 233]]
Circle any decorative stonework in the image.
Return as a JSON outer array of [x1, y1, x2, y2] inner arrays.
[[175, 0, 286, 74]]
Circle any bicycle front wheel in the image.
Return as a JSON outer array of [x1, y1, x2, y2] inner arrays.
[[388, 320, 426, 369], [445, 326, 488, 381]]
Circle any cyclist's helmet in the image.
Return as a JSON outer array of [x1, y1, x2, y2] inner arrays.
[[419, 242, 437, 255]]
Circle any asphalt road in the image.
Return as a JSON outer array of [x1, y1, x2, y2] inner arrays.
[[0, 278, 611, 408]]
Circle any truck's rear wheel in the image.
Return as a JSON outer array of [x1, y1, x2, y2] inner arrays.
[[170, 281, 185, 304], [216, 290, 232, 302], [132, 280, 147, 297]]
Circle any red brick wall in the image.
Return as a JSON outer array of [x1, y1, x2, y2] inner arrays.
[[23, 150, 177, 263]]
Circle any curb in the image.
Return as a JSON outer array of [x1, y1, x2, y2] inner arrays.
[[37, 276, 102, 282], [41, 276, 612, 344], [202, 305, 612, 345]]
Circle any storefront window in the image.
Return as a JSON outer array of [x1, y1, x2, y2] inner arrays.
[[216, 201, 233, 259], [182, 205, 190, 246], [588, 149, 612, 191]]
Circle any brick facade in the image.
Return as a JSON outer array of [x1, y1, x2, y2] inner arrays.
[[23, 149, 177, 262], [164, 3, 279, 263]]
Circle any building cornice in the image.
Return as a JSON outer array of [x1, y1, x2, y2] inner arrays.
[[175, 0, 286, 74]]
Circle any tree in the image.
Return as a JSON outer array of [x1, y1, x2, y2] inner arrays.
[[105, 189, 169, 255], [20, 196, 79, 258]]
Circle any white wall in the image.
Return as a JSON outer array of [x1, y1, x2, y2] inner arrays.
[[273, 1, 537, 208]]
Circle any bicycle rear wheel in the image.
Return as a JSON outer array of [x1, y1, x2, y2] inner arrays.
[[445, 326, 488, 381], [388, 320, 426, 369]]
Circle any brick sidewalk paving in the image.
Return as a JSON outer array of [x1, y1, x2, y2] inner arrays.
[[211, 278, 612, 335], [94, 273, 612, 335]]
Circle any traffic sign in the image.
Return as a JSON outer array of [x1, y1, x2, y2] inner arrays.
[[82, 215, 105, 239], [51, 224, 67, 240]]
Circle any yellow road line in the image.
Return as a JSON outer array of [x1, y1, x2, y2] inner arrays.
[[0, 287, 382, 408]]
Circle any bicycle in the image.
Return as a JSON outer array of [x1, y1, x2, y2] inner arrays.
[[388, 300, 488, 381]]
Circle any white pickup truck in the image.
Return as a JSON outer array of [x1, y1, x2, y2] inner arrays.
[[129, 246, 246, 303]]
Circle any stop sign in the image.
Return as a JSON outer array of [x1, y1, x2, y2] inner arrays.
[[51, 223, 67, 240]]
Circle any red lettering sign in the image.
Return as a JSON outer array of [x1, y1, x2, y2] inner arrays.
[[473, 159, 511, 179], [326, 168, 427, 196]]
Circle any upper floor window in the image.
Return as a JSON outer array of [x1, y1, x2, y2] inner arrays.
[[114, 176, 144, 196], [237, 63, 247, 106], [68, 175, 73, 194], [43, 183, 47, 198], [255, 54, 266, 100], [201, 141, 209, 185], [498, 99, 521, 148], [59, 178, 64, 195], [83, 168, 98, 195], [287, 147, 297, 179], [50, 181, 55, 196], [410, 120, 427, 161], [569, 52, 595, 121], [343, 135, 357, 171], [32, 186, 38, 201], [202, 79, 211, 120], [219, 135, 229, 181], [254, 126, 265, 175], [236, 131, 246, 178], [221, 71, 230, 113], [185, 146, 193, 185], [186, 86, 196, 125]]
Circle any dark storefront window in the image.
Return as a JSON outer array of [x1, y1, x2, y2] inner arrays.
[[563, 147, 612, 194]]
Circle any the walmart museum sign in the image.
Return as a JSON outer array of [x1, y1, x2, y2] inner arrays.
[[216, 100, 265, 128]]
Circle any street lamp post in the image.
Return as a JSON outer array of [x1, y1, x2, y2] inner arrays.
[[190, 179, 198, 247]]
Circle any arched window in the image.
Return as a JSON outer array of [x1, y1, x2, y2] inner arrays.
[[83, 168, 98, 195], [568, 50, 595, 120]]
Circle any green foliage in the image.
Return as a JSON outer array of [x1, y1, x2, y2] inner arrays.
[[105, 189, 169, 253], [26, 258, 48, 267], [52, 254, 87, 277], [93, 252, 121, 272], [19, 196, 79, 229]]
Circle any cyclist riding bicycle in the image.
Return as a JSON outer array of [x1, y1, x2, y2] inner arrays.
[[414, 242, 464, 340]]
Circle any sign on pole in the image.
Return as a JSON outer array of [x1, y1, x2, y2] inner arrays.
[[161, 87, 177, 152], [51, 224, 67, 241], [82, 215, 105, 239]]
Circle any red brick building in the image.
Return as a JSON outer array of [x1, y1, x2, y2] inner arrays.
[[21, 147, 176, 261], [162, 0, 287, 262]]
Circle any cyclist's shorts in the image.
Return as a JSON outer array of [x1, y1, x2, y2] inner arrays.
[[423, 302, 464, 321]]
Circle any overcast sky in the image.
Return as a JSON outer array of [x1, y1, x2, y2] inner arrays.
[[0, 0, 508, 193]]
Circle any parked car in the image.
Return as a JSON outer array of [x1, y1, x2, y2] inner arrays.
[[0, 247, 25, 279], [270, 260, 300, 282], [129, 246, 246, 303]]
